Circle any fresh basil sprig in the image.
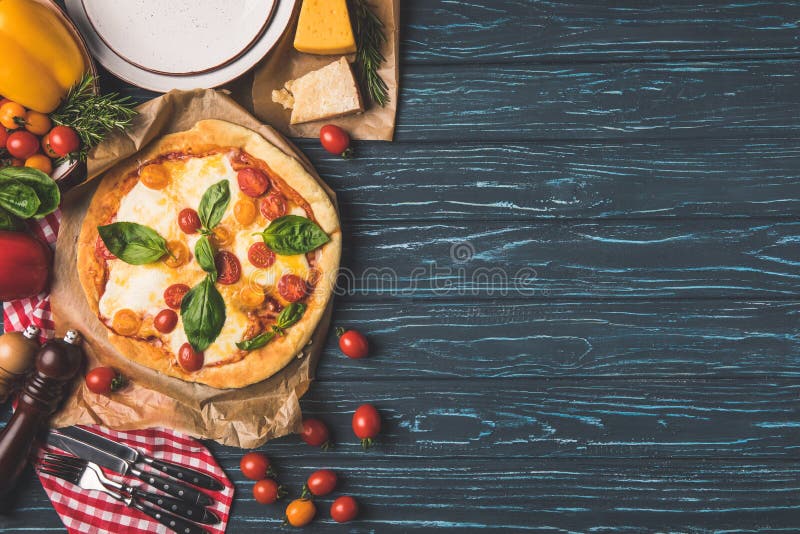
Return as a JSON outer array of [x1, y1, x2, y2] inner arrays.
[[236, 302, 307, 351], [0, 166, 60, 219], [258, 215, 330, 256], [198, 180, 230, 233], [194, 235, 217, 281], [181, 274, 226, 352], [98, 222, 169, 265], [0, 180, 40, 218]]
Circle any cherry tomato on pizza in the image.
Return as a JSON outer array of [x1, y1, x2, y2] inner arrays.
[[154, 309, 178, 333], [319, 125, 353, 158], [215, 251, 242, 284], [248, 242, 276, 268], [253, 478, 285, 504], [352, 404, 381, 449], [303, 469, 337, 497], [178, 343, 204, 372], [336, 328, 369, 359], [240, 451, 273, 480], [178, 208, 201, 234], [85, 367, 126, 395], [164, 284, 190, 309], [301, 418, 331, 449], [278, 274, 307, 302], [330, 496, 359, 523], [285, 498, 316, 527], [237, 167, 270, 197], [259, 194, 286, 220]]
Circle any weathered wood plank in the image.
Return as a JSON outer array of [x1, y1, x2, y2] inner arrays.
[[338, 219, 800, 299], [295, 139, 800, 221], [403, 0, 800, 63], [315, 300, 800, 379], [3, 459, 799, 532]]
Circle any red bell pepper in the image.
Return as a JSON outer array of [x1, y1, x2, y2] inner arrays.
[[0, 230, 51, 300]]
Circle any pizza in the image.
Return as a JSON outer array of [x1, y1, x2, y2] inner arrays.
[[76, 120, 341, 389]]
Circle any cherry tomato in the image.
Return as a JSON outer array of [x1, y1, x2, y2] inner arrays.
[[240, 451, 273, 480], [278, 274, 306, 302], [233, 198, 257, 226], [0, 98, 10, 108], [285, 498, 316, 527], [95, 235, 117, 260], [154, 309, 178, 333], [210, 225, 233, 247], [337, 328, 369, 359], [112, 309, 141, 336], [215, 251, 241, 285], [237, 167, 270, 197], [304, 469, 337, 497], [164, 284, 190, 309], [6, 130, 39, 159], [352, 404, 381, 449], [24, 111, 51, 136], [41, 133, 59, 158], [319, 124, 352, 158], [248, 242, 276, 268], [259, 194, 286, 221], [178, 208, 201, 234], [178, 343, 204, 372], [163, 240, 190, 268], [253, 478, 284, 504], [85, 366, 125, 395], [330, 496, 359, 523], [0, 127, 8, 149], [24, 153, 52, 175], [0, 102, 26, 130], [301, 418, 331, 448], [47, 125, 80, 157]]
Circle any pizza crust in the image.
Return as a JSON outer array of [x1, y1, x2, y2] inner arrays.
[[77, 120, 341, 389]]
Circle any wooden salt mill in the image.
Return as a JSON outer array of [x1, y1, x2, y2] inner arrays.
[[0, 325, 41, 403], [0, 330, 84, 498]]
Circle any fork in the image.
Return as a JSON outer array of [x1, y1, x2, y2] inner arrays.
[[40, 453, 210, 534]]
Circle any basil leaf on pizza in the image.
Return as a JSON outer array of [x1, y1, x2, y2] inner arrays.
[[181, 274, 226, 352], [259, 215, 330, 255], [97, 222, 169, 265], [0, 180, 41, 218], [236, 331, 276, 351], [236, 303, 306, 351], [194, 235, 217, 281], [198, 180, 230, 231]]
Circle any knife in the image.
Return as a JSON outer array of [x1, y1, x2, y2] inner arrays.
[[57, 425, 223, 491], [46, 431, 214, 506]]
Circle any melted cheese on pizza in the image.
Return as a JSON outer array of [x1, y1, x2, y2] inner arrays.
[[97, 152, 312, 366]]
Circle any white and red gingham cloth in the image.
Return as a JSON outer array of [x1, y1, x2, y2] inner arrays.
[[37, 425, 234, 534], [4, 215, 235, 533]]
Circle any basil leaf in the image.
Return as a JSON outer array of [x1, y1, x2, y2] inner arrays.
[[259, 215, 330, 255], [0, 166, 60, 218], [98, 222, 169, 265], [198, 180, 230, 231], [181, 275, 226, 352], [194, 235, 217, 281], [0, 206, 24, 231], [235, 331, 276, 351], [275, 302, 306, 331], [0, 180, 40, 218]]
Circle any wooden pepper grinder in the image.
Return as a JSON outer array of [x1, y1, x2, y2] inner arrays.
[[0, 330, 84, 498], [0, 325, 41, 403]]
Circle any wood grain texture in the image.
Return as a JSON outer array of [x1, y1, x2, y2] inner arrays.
[[403, 0, 800, 63]]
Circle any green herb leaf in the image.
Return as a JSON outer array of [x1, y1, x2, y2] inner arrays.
[[0, 206, 24, 231], [198, 180, 230, 231], [97, 222, 169, 265], [259, 215, 330, 255], [0, 180, 41, 218], [194, 235, 217, 281], [181, 275, 226, 352], [235, 331, 276, 351], [0, 166, 60, 218], [275, 302, 307, 331]]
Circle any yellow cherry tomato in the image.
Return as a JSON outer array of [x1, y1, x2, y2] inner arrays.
[[285, 498, 316, 527], [24, 153, 53, 175], [163, 240, 190, 268], [139, 164, 170, 190], [24, 111, 51, 135], [210, 225, 233, 247], [0, 101, 26, 129], [233, 198, 257, 226], [240, 286, 265, 309], [112, 309, 141, 336]]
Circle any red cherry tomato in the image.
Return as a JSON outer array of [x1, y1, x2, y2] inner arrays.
[[215, 251, 242, 285], [47, 125, 80, 156], [330, 496, 359, 523], [278, 274, 306, 302], [178, 343, 204, 372], [337, 328, 369, 359], [95, 235, 117, 260], [301, 418, 331, 448], [253, 478, 284, 504], [0, 127, 8, 149], [6, 130, 39, 159], [305, 469, 337, 497], [154, 309, 178, 333], [240, 452, 272, 480], [352, 404, 381, 449], [164, 284, 190, 309], [85, 367, 125, 395], [178, 208, 201, 234], [247, 242, 276, 268], [41, 132, 59, 158], [259, 194, 286, 221], [319, 125, 352, 158], [237, 167, 270, 197]]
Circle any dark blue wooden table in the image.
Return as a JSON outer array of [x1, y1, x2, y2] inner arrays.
[[3, 1, 800, 531]]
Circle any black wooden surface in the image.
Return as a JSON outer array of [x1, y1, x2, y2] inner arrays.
[[2, 0, 800, 531]]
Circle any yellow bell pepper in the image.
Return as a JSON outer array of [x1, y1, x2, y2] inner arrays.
[[0, 0, 85, 113]]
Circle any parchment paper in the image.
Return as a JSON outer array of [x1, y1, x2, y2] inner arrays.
[[49, 89, 337, 448], [251, 0, 399, 141]]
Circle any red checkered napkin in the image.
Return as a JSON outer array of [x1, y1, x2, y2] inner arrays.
[[37, 425, 234, 534]]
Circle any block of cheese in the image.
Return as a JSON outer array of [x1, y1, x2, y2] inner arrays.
[[294, 0, 356, 55], [272, 57, 364, 124]]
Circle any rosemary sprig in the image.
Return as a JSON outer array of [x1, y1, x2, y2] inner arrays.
[[350, 0, 389, 107], [51, 73, 137, 161]]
